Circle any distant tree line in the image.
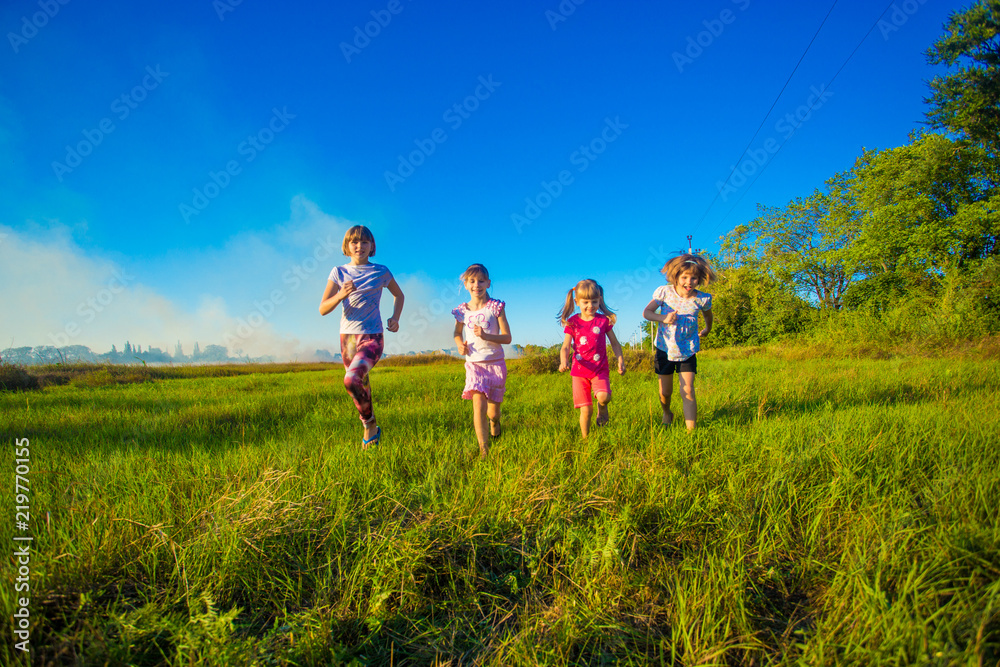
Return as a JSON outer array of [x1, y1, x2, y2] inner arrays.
[[0, 341, 270, 366]]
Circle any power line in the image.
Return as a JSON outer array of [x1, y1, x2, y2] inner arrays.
[[708, 0, 898, 235], [696, 0, 840, 227]]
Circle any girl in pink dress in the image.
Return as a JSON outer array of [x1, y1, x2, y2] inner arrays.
[[557, 279, 626, 438], [452, 264, 512, 458]]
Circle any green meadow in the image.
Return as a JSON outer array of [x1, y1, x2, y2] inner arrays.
[[2, 351, 999, 665]]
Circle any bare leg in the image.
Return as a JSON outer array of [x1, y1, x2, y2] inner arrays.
[[487, 400, 501, 438], [472, 392, 490, 457], [678, 371, 697, 430], [595, 392, 610, 426], [579, 404, 593, 438], [658, 374, 674, 426]]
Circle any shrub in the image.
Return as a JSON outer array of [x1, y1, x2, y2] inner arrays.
[[512, 351, 560, 375], [0, 363, 40, 391]]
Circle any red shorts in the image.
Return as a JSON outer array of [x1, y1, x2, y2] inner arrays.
[[572, 373, 611, 408]]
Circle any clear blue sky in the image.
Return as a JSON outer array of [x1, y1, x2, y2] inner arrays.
[[0, 0, 969, 358]]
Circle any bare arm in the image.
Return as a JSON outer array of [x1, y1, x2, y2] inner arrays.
[[319, 280, 355, 316], [454, 320, 469, 356], [385, 278, 404, 332], [642, 299, 677, 325], [558, 333, 573, 372], [700, 309, 713, 337], [607, 328, 626, 375]]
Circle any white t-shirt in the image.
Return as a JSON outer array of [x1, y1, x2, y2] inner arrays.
[[328, 262, 394, 334], [651, 284, 712, 361], [452, 299, 506, 363]]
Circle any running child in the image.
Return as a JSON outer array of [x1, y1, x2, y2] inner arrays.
[[319, 225, 404, 449], [642, 254, 715, 430], [558, 279, 626, 438], [452, 264, 511, 458]]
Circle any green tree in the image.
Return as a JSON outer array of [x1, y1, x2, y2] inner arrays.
[[846, 133, 999, 277], [721, 171, 860, 310], [925, 0, 1000, 154]]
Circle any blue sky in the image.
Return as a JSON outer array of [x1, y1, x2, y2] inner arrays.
[[0, 0, 968, 358]]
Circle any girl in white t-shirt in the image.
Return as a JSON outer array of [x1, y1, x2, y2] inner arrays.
[[642, 254, 715, 430], [452, 264, 511, 458], [320, 225, 404, 449]]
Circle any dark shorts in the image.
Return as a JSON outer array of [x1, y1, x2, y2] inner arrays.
[[654, 349, 697, 375]]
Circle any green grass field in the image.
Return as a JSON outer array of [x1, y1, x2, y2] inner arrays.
[[2, 353, 998, 665]]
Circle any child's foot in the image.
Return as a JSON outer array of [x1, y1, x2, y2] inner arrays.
[[662, 412, 674, 426], [361, 420, 382, 449], [489, 418, 502, 438], [479, 442, 490, 459], [595, 404, 609, 427]]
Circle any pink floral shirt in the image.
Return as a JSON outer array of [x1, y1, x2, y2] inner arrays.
[[564, 314, 613, 378]]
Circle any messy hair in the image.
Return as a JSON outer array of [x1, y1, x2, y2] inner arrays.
[[461, 263, 490, 282], [341, 225, 376, 257], [662, 254, 716, 287], [557, 278, 616, 326]]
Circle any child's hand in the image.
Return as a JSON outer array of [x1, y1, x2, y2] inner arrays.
[[337, 281, 356, 299], [617, 356, 626, 375], [558, 361, 569, 372], [699, 327, 710, 337], [386, 317, 399, 332], [472, 324, 484, 338], [664, 311, 677, 325], [458, 340, 470, 356]]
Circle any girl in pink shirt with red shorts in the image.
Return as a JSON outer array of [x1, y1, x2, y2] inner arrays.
[[558, 279, 626, 438]]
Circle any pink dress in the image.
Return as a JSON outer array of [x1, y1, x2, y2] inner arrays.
[[452, 299, 506, 403]]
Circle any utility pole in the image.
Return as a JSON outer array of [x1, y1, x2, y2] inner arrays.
[[687, 234, 693, 254]]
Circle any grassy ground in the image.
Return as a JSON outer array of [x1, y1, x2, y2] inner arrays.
[[1, 353, 998, 665]]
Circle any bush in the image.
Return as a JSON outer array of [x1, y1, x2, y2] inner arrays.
[[512, 351, 560, 375], [0, 363, 40, 391]]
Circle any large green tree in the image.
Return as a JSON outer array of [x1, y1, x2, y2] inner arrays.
[[720, 170, 860, 310], [846, 133, 999, 276], [925, 0, 1000, 153]]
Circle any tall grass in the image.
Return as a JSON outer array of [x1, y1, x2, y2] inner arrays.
[[1, 354, 998, 665]]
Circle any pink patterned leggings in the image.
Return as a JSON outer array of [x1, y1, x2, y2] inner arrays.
[[340, 333, 384, 423]]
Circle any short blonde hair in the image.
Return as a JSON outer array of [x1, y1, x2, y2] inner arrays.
[[342, 225, 376, 257], [461, 263, 489, 282], [662, 254, 716, 287]]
